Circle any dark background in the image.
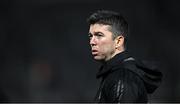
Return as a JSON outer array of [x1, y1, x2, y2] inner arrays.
[[0, 0, 180, 102]]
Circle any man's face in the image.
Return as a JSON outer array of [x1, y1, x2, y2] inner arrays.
[[89, 24, 117, 61]]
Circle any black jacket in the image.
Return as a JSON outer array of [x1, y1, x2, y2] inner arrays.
[[94, 51, 162, 103]]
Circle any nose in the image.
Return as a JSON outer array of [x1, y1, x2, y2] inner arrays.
[[90, 36, 96, 46]]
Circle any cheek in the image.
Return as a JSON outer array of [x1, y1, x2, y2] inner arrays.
[[99, 41, 115, 53]]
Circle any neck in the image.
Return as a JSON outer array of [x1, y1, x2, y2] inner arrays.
[[111, 49, 125, 60], [101, 48, 125, 63]]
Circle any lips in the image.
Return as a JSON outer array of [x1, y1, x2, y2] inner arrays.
[[91, 50, 98, 55]]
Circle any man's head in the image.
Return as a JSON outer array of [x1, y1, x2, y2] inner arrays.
[[87, 10, 128, 62]]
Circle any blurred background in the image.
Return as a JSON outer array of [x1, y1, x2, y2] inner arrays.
[[0, 0, 180, 103]]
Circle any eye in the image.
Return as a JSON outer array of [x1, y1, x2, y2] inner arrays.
[[97, 33, 102, 37], [88, 33, 93, 39], [95, 32, 104, 38]]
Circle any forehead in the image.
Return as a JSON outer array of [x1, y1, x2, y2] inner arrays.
[[89, 24, 111, 33]]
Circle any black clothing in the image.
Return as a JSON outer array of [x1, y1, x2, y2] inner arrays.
[[94, 51, 162, 103]]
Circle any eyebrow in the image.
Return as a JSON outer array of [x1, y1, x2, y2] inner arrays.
[[89, 32, 104, 35]]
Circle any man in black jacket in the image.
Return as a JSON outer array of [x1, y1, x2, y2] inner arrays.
[[87, 10, 162, 103]]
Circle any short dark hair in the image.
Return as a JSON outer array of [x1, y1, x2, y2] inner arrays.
[[87, 10, 128, 44]]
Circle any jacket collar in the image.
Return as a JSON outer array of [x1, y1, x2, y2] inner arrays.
[[96, 51, 131, 78]]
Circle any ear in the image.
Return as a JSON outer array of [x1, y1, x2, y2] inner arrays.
[[115, 36, 124, 48]]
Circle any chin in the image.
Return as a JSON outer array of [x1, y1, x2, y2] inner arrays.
[[93, 56, 104, 61]]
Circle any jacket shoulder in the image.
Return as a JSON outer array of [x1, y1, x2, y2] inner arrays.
[[102, 66, 147, 102]]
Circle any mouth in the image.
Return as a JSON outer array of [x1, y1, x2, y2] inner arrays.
[[91, 50, 98, 55]]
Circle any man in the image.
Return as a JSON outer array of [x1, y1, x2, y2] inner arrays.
[[87, 10, 162, 103]]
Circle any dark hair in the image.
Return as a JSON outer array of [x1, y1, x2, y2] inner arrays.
[[87, 10, 128, 45]]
